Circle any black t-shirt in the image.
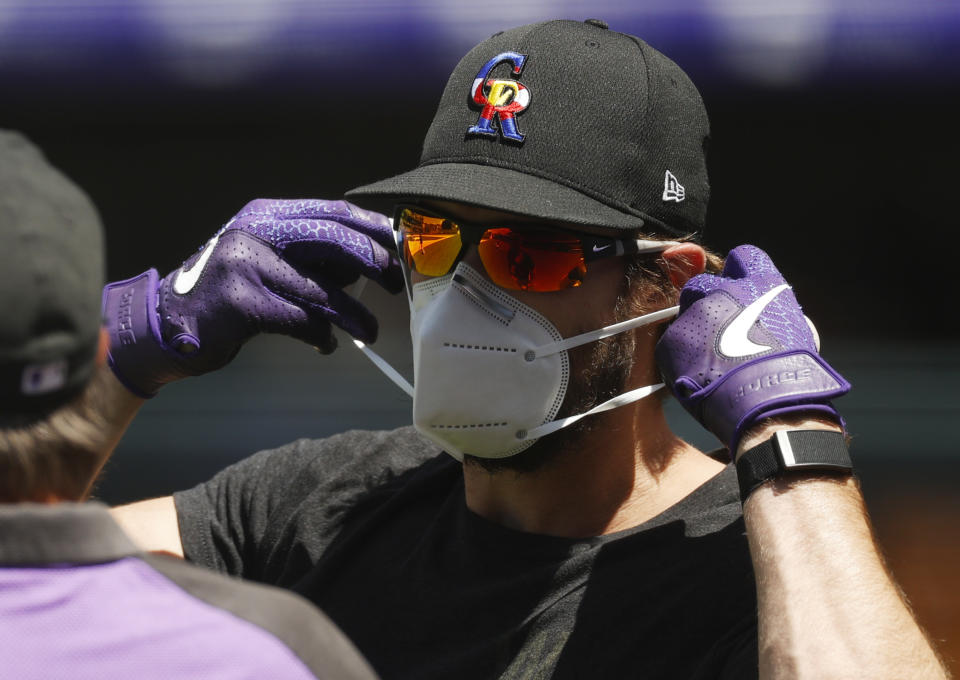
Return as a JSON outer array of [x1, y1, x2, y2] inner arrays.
[[174, 426, 758, 680]]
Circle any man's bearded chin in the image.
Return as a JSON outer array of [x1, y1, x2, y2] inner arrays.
[[463, 331, 636, 476]]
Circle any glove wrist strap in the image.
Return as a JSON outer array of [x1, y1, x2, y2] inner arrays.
[[698, 351, 850, 452], [102, 269, 179, 398]]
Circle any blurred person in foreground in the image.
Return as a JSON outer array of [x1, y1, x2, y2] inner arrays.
[[0, 130, 377, 680], [98, 20, 948, 680]]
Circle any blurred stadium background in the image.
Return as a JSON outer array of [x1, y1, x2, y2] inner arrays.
[[1, 0, 957, 670]]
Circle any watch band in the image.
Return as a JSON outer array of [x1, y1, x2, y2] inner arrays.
[[736, 429, 853, 500]]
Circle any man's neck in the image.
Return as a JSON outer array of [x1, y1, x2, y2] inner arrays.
[[462, 403, 726, 538]]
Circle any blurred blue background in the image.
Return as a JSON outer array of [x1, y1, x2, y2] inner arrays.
[[2, 0, 957, 663]]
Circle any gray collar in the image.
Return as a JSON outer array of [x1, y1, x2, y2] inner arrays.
[[0, 502, 139, 565]]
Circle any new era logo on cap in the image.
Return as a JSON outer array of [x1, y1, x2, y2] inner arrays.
[[663, 170, 685, 202]]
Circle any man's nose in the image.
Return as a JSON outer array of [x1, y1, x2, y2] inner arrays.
[[460, 244, 484, 272], [457, 245, 504, 290]]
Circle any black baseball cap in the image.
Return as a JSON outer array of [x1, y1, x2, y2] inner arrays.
[[347, 18, 710, 239], [0, 130, 105, 422]]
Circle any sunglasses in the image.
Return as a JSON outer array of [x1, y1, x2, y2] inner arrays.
[[394, 204, 678, 292]]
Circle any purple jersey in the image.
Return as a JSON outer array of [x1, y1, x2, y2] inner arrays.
[[0, 503, 377, 680]]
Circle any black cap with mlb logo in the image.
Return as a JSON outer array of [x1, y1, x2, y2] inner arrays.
[[348, 18, 710, 239], [0, 130, 104, 424]]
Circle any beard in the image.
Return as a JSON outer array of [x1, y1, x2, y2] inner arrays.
[[460, 254, 671, 476], [462, 326, 637, 475]]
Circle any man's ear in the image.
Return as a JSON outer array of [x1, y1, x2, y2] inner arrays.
[[661, 243, 707, 289], [96, 327, 110, 367]]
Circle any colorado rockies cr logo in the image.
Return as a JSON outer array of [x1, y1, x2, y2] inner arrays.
[[467, 52, 531, 143]]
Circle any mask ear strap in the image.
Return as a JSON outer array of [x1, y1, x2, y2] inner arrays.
[[528, 306, 679, 360], [353, 339, 414, 397], [521, 383, 665, 441], [346, 271, 415, 397]]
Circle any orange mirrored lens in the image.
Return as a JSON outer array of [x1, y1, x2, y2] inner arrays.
[[400, 209, 463, 277], [478, 228, 587, 292]]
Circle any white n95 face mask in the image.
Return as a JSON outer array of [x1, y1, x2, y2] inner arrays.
[[355, 261, 679, 461]]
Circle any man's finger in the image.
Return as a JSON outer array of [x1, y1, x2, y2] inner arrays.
[[261, 262, 380, 344], [242, 199, 397, 252], [280, 231, 404, 294]]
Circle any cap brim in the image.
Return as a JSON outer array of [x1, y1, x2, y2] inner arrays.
[[345, 162, 649, 234]]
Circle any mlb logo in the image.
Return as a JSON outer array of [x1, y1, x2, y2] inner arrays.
[[21, 360, 68, 396]]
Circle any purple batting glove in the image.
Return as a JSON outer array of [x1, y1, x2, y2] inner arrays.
[[654, 244, 850, 455], [102, 199, 404, 398]]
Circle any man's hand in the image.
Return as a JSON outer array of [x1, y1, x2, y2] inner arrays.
[[655, 244, 850, 453], [102, 199, 404, 398]]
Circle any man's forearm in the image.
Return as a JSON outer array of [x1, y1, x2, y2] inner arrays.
[[739, 420, 949, 679]]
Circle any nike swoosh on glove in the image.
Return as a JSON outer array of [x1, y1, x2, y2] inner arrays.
[[102, 199, 404, 398], [654, 244, 850, 455]]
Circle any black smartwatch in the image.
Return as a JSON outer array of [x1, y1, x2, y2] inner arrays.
[[735, 429, 853, 501]]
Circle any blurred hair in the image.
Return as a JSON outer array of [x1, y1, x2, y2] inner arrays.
[[0, 377, 108, 503]]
